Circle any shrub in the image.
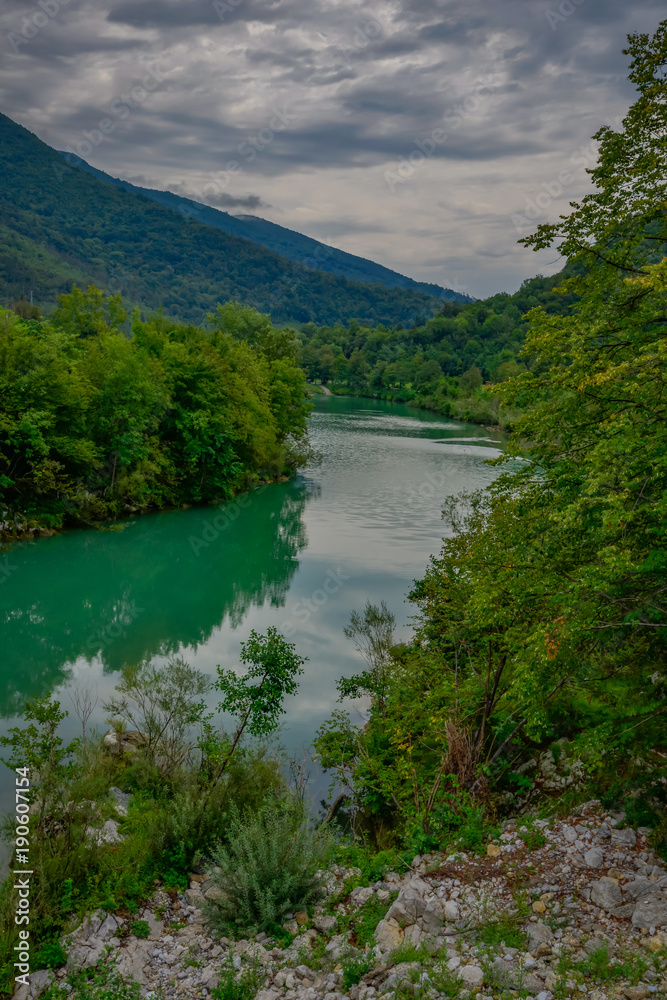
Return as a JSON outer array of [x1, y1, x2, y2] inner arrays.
[[129, 920, 150, 939], [204, 800, 332, 934]]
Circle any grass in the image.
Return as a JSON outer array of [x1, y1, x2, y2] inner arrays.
[[344, 894, 396, 949], [37, 957, 145, 1000], [211, 956, 265, 1000], [518, 822, 547, 850], [477, 915, 528, 951], [341, 953, 374, 988]]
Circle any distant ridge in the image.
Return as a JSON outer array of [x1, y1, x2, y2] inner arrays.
[[0, 112, 454, 327], [60, 154, 470, 304]]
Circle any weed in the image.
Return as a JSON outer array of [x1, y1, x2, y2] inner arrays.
[[34, 937, 67, 970], [39, 956, 144, 999], [341, 953, 373, 988], [347, 895, 395, 949], [518, 823, 547, 850], [211, 956, 265, 1000], [129, 920, 150, 939], [576, 944, 648, 984], [477, 915, 528, 951]]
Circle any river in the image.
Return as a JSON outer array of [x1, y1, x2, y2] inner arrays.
[[0, 395, 503, 827]]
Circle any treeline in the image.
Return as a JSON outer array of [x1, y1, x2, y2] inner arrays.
[[316, 22, 667, 850], [296, 268, 580, 426], [0, 289, 311, 534]]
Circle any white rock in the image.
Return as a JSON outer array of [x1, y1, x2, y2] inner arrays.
[[374, 918, 403, 953], [584, 847, 604, 869], [444, 900, 460, 921], [458, 964, 484, 987]]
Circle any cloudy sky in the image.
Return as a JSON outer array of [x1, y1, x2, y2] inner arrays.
[[0, 0, 662, 298]]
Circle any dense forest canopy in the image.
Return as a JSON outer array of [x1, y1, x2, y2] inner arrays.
[[0, 291, 312, 533], [297, 267, 581, 426]]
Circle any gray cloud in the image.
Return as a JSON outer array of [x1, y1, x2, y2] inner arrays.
[[0, 0, 663, 297]]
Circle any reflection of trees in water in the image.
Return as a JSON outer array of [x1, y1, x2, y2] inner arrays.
[[0, 480, 316, 717]]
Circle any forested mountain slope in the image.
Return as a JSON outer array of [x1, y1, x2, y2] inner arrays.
[[0, 113, 443, 327], [63, 154, 468, 303]]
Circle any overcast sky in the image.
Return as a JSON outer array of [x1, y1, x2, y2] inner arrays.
[[0, 0, 662, 299]]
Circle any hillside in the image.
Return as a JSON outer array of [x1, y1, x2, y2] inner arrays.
[[61, 154, 469, 303], [0, 113, 443, 327]]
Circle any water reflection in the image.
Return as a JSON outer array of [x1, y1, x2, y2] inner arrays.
[[0, 480, 313, 716]]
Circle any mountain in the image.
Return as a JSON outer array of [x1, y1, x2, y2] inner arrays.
[[0, 112, 449, 327], [59, 155, 468, 304]]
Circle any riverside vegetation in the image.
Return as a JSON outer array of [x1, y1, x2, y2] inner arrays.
[[0, 297, 312, 537], [2, 18, 667, 1000]]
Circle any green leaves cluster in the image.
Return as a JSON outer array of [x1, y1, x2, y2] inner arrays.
[[0, 291, 311, 531]]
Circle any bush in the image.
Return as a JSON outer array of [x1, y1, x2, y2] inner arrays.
[[204, 800, 332, 934], [129, 920, 150, 939]]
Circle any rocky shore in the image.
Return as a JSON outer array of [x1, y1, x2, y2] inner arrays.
[[16, 800, 667, 1000]]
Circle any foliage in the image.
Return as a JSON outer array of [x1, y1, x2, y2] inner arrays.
[[0, 292, 311, 533], [296, 268, 580, 427], [337, 601, 396, 711], [315, 20, 667, 844], [103, 658, 210, 775], [340, 953, 374, 988], [204, 800, 331, 934], [129, 920, 150, 939]]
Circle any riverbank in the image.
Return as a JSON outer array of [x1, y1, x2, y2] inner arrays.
[[322, 384, 517, 433]]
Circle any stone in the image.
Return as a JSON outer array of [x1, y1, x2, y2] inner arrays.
[[141, 910, 164, 940], [375, 918, 404, 953], [623, 988, 649, 1000], [255, 991, 280, 1000], [184, 888, 204, 907], [386, 888, 426, 928], [562, 825, 578, 843], [204, 884, 226, 904], [313, 913, 337, 934], [443, 900, 460, 921], [527, 921, 555, 954], [458, 964, 484, 987], [295, 910, 310, 925], [486, 957, 543, 994], [590, 878, 623, 910], [532, 900, 546, 914], [612, 827, 637, 847], [90, 819, 122, 845], [584, 847, 604, 869], [487, 844, 501, 858], [648, 936, 664, 951], [632, 898, 667, 927], [109, 787, 131, 816], [116, 939, 152, 985], [403, 924, 425, 947], [349, 886, 374, 908]]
